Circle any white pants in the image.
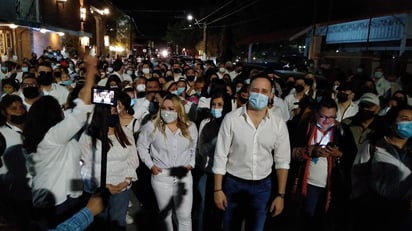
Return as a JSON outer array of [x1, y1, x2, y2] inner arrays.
[[151, 169, 193, 231]]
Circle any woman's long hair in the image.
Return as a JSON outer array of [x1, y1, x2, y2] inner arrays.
[[153, 94, 193, 143], [200, 92, 231, 152], [86, 104, 131, 150], [23, 96, 63, 153], [116, 90, 134, 116]]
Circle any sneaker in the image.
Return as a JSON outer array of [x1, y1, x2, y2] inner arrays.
[[126, 212, 134, 225]]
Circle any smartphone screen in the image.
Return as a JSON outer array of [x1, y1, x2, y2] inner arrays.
[[91, 86, 116, 106]]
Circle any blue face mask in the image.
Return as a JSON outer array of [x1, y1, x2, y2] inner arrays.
[[130, 98, 136, 107], [177, 87, 185, 95], [248, 92, 268, 110], [211, 108, 223, 119], [396, 121, 412, 139], [374, 71, 383, 79], [60, 80, 73, 86]]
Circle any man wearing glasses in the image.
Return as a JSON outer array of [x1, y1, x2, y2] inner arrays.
[[289, 97, 357, 231]]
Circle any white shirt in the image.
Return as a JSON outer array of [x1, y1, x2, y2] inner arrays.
[[198, 97, 210, 109], [0, 123, 23, 174], [375, 77, 391, 98], [307, 127, 333, 188], [212, 105, 291, 180], [137, 121, 198, 169], [272, 96, 290, 121], [284, 93, 300, 120], [112, 71, 123, 82], [336, 101, 359, 122], [133, 97, 150, 121], [97, 78, 108, 87], [42, 83, 70, 107], [122, 73, 133, 83], [229, 70, 241, 81], [28, 99, 94, 206], [80, 126, 139, 187]]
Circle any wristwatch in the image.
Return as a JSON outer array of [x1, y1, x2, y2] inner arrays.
[[277, 192, 286, 199]]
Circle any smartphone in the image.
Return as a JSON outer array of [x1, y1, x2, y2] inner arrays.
[[91, 86, 117, 106]]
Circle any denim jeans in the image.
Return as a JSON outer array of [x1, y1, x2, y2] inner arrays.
[[97, 189, 130, 228], [151, 168, 193, 231], [305, 184, 326, 217], [222, 174, 271, 231], [195, 173, 207, 231]]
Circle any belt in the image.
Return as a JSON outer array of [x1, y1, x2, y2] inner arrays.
[[226, 173, 271, 185]]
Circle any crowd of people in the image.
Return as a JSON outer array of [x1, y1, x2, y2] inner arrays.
[[0, 47, 411, 231]]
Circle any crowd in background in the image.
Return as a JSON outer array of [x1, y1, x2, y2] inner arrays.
[[0, 46, 411, 231]]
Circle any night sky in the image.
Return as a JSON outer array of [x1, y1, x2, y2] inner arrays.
[[109, 0, 412, 41]]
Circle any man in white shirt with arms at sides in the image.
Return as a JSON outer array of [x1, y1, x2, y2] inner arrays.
[[213, 75, 291, 231]]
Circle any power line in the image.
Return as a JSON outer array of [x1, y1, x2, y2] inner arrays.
[[197, 0, 235, 23], [207, 0, 262, 26]]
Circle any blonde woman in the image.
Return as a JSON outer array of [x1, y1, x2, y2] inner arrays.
[[137, 94, 198, 231]]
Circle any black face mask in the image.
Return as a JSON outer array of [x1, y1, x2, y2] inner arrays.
[[336, 92, 349, 103], [360, 86, 376, 94], [10, 113, 27, 125], [107, 114, 119, 127], [38, 72, 54, 85], [54, 72, 62, 78], [286, 82, 295, 88], [304, 78, 314, 86], [23, 86, 40, 99], [295, 85, 305, 93], [186, 75, 195, 81], [136, 92, 146, 98], [173, 69, 181, 74], [239, 96, 248, 104], [357, 108, 375, 121], [148, 101, 159, 114]]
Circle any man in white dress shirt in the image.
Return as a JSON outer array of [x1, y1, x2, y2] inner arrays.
[[213, 75, 291, 231]]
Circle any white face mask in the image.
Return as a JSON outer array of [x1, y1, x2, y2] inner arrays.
[[127, 70, 134, 75], [136, 84, 146, 92], [142, 68, 150, 74], [219, 67, 225, 73], [161, 110, 178, 123], [107, 67, 114, 73]]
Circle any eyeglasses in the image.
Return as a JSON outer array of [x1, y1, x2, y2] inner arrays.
[[319, 113, 337, 121]]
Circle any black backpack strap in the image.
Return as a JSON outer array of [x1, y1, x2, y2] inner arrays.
[[0, 132, 6, 168], [132, 118, 138, 133]]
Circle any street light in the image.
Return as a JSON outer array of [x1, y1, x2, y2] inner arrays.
[[187, 14, 207, 59]]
